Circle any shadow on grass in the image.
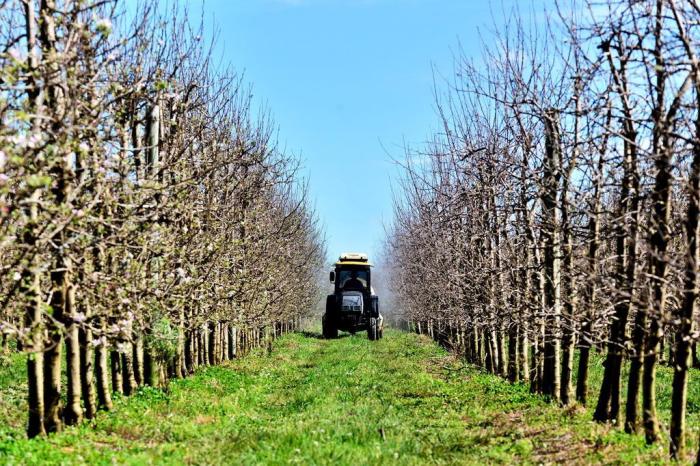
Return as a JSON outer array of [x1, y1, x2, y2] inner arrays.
[[299, 330, 351, 340]]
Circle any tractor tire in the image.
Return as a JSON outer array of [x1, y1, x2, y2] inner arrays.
[[322, 314, 338, 339], [323, 296, 338, 339], [368, 318, 378, 341]]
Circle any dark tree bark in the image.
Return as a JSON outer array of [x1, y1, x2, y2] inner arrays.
[[669, 6, 700, 457], [576, 106, 608, 406], [595, 36, 639, 425], [670, 96, 700, 459]]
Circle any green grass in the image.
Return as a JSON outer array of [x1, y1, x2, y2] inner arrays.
[[578, 349, 700, 430], [0, 349, 28, 441], [0, 331, 689, 464]]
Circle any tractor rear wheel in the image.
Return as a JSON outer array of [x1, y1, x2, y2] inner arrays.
[[323, 296, 338, 339], [322, 314, 337, 339], [368, 318, 378, 341]]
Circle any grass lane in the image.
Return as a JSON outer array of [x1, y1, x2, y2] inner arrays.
[[0, 330, 684, 464]]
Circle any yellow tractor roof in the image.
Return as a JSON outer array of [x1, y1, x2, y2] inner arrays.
[[335, 252, 372, 267], [339, 252, 368, 261], [334, 261, 373, 267]]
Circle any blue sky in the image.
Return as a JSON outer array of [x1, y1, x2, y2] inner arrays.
[[202, 0, 519, 262]]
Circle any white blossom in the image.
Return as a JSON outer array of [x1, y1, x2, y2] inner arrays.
[[91, 336, 107, 347], [96, 18, 112, 36], [8, 48, 22, 61]]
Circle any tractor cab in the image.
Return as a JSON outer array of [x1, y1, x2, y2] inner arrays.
[[323, 252, 382, 340], [331, 253, 370, 291]]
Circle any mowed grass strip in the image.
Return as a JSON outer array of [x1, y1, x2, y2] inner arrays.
[[0, 330, 680, 465]]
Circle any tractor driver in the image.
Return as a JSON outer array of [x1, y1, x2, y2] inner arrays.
[[343, 270, 365, 291]]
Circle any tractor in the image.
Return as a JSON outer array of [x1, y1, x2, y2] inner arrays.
[[323, 252, 383, 340]]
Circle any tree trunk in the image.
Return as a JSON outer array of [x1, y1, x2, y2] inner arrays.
[[39, 0, 67, 435], [575, 136, 604, 406], [669, 88, 700, 460], [643, 137, 672, 442], [626, 306, 646, 433], [236, 326, 242, 358], [474, 327, 486, 368], [44, 267, 65, 433], [484, 325, 495, 373], [185, 330, 194, 373], [176, 315, 185, 377], [79, 323, 96, 419], [95, 338, 112, 411], [110, 350, 123, 395], [541, 108, 562, 402], [134, 336, 144, 386], [21, 0, 46, 439], [224, 323, 230, 361], [24, 245, 45, 437], [508, 324, 519, 383], [496, 327, 506, 377], [531, 317, 544, 394], [121, 342, 137, 396], [202, 325, 210, 365], [144, 341, 158, 387], [229, 326, 236, 359], [643, 0, 674, 444], [208, 322, 216, 365], [596, 125, 638, 424], [560, 81, 581, 405], [64, 285, 83, 425]]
